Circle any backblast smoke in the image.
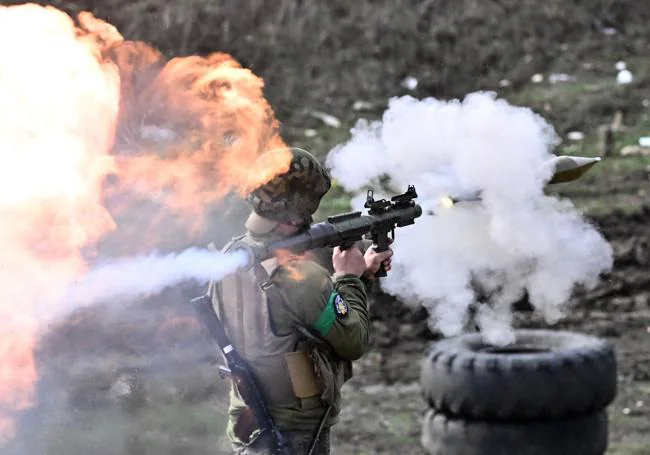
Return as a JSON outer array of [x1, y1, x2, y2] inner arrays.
[[327, 93, 614, 346], [62, 249, 248, 309], [0, 3, 289, 441]]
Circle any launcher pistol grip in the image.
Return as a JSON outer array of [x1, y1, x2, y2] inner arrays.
[[370, 229, 392, 278]]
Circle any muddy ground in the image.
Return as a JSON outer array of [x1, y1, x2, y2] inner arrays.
[[2, 160, 647, 455]]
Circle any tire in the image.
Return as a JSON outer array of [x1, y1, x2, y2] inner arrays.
[[421, 329, 617, 420], [421, 409, 608, 455]]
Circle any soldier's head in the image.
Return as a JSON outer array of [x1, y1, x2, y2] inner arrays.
[[245, 147, 331, 236]]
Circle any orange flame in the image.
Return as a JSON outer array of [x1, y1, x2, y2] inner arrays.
[[0, 3, 120, 439], [274, 250, 312, 281], [74, 11, 292, 254], [0, 4, 292, 442], [76, 11, 290, 218]]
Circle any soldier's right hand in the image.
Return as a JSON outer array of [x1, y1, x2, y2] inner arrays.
[[332, 245, 367, 277]]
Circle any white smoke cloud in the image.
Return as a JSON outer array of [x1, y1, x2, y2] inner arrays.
[[327, 92, 613, 346], [62, 249, 247, 310]]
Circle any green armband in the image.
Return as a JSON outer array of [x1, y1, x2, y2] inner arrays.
[[312, 291, 338, 337]]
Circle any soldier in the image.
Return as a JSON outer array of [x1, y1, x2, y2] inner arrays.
[[208, 147, 393, 454]]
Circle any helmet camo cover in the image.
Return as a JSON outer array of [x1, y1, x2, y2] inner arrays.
[[247, 147, 331, 223]]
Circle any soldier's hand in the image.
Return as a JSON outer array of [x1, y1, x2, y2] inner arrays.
[[332, 245, 367, 277], [363, 245, 394, 279]]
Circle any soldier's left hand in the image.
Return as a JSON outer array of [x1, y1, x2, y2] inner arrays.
[[363, 244, 393, 279]]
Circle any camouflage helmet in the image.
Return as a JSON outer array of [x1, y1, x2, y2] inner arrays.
[[247, 147, 331, 226]]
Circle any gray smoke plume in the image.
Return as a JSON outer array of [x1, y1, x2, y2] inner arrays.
[[61, 248, 247, 312], [327, 93, 613, 346]]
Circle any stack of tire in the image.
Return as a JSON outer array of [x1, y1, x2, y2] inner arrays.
[[419, 329, 618, 455]]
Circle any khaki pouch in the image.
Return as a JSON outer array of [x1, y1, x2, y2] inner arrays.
[[284, 351, 321, 398]]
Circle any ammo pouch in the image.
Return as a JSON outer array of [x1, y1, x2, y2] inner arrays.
[[284, 351, 320, 400], [294, 338, 353, 416]]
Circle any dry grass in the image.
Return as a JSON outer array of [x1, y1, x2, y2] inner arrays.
[[9, 0, 650, 138]]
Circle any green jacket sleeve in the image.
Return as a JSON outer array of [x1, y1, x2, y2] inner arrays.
[[272, 259, 370, 361]]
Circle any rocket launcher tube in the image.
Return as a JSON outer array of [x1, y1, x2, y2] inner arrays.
[[232, 185, 423, 273]]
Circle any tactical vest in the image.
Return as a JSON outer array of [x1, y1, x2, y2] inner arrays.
[[209, 236, 323, 409]]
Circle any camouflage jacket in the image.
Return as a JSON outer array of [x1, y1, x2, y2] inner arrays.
[[211, 233, 373, 444]]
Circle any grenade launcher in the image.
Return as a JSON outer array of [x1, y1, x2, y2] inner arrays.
[[230, 184, 423, 277]]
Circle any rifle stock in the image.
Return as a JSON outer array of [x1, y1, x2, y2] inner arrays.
[[191, 294, 294, 455]]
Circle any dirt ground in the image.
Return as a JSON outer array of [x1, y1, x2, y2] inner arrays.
[[1, 157, 644, 455], [1, 2, 648, 454], [331, 167, 650, 455]]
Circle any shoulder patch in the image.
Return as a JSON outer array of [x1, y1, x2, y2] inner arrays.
[[333, 293, 349, 319]]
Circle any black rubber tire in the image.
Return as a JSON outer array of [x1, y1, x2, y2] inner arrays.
[[421, 329, 617, 420], [421, 409, 608, 455]]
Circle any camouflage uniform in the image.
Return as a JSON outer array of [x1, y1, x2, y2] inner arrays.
[[209, 148, 373, 455], [232, 427, 330, 455]]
